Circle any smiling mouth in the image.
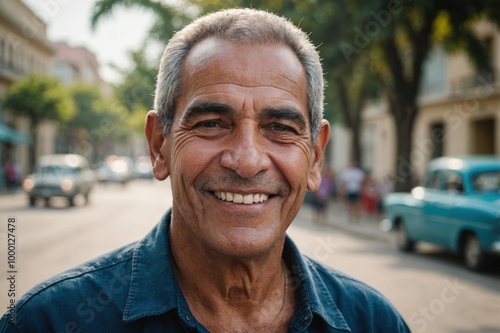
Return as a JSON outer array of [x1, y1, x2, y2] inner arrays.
[[214, 191, 270, 204]]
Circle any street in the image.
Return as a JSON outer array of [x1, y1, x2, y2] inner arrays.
[[1, 180, 499, 333]]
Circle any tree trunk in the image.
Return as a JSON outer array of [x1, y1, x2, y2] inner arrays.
[[351, 119, 362, 165], [390, 101, 418, 192], [335, 77, 363, 166]]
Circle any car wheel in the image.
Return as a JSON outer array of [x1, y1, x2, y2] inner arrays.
[[68, 196, 75, 207], [463, 234, 489, 271], [44, 198, 50, 207], [29, 197, 36, 207], [396, 222, 415, 252]]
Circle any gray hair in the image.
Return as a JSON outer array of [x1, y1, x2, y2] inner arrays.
[[154, 8, 324, 143]]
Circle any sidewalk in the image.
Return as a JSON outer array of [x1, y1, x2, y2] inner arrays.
[[0, 187, 25, 210], [294, 200, 394, 244]]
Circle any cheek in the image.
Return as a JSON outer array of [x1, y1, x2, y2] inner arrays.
[[271, 144, 312, 187], [169, 136, 221, 185]]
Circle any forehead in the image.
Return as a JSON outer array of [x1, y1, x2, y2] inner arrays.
[[180, 37, 308, 110]]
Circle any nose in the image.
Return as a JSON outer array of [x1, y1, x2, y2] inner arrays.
[[220, 123, 271, 178]]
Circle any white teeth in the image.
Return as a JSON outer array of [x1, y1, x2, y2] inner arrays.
[[215, 191, 269, 204], [233, 194, 243, 203], [243, 194, 253, 204]]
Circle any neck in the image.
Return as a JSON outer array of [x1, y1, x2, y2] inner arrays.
[[169, 216, 294, 331]]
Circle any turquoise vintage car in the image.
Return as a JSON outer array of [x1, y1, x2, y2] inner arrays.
[[383, 156, 500, 271]]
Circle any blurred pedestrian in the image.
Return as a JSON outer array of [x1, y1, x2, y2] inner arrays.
[[311, 168, 334, 224], [361, 169, 379, 216], [339, 161, 364, 223], [3, 157, 17, 193]]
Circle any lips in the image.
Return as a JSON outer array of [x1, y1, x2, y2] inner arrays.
[[214, 191, 269, 204]]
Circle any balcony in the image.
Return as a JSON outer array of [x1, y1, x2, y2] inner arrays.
[[450, 71, 500, 96]]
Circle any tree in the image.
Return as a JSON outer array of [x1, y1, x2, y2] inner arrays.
[[336, 0, 500, 191], [112, 48, 157, 114], [66, 83, 136, 163], [3, 74, 75, 166], [91, 0, 189, 41], [90, 0, 500, 191]]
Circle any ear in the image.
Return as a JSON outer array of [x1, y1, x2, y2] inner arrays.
[[145, 111, 170, 180], [307, 119, 330, 192]]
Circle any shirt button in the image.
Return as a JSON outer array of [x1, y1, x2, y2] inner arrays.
[[186, 315, 191, 321], [303, 316, 309, 322]]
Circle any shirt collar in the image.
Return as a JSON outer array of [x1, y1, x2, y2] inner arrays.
[[123, 210, 181, 322], [283, 236, 351, 332], [123, 210, 350, 331]]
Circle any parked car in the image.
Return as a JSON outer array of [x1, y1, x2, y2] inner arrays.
[[96, 155, 134, 185], [22, 154, 96, 207], [383, 156, 500, 271]]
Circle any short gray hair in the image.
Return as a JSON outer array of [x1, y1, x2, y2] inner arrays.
[[154, 8, 324, 143]]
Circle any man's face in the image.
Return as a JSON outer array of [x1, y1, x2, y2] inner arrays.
[[149, 38, 328, 258]]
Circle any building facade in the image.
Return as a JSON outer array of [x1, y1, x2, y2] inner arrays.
[[0, 0, 54, 185], [51, 41, 107, 92], [333, 21, 500, 186]]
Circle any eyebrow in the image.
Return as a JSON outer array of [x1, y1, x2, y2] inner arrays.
[[182, 101, 233, 124], [259, 107, 307, 132]]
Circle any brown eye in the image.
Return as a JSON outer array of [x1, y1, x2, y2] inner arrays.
[[270, 123, 296, 134], [197, 120, 223, 128]]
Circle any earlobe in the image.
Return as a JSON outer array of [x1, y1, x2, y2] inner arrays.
[[307, 120, 330, 191], [145, 111, 170, 180]]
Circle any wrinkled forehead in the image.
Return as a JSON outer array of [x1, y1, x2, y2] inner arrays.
[[182, 37, 307, 97]]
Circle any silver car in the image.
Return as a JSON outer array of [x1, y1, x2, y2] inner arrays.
[[22, 154, 96, 207]]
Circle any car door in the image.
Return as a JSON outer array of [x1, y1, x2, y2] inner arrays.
[[421, 170, 464, 246]]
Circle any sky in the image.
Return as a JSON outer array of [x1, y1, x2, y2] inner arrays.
[[23, 0, 159, 84]]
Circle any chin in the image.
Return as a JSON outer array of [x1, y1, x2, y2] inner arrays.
[[210, 227, 283, 258]]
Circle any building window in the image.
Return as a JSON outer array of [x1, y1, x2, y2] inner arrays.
[[471, 118, 495, 154], [420, 46, 447, 97], [430, 123, 445, 159]]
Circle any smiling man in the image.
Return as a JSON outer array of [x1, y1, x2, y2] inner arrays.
[[0, 8, 409, 333]]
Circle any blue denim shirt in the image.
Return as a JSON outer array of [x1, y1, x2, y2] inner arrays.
[[1, 210, 410, 332]]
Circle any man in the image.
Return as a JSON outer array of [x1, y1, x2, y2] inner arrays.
[[339, 161, 365, 223], [0, 9, 409, 332]]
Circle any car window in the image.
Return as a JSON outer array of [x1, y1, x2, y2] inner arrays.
[[428, 171, 445, 190], [471, 170, 500, 193], [444, 171, 464, 193], [39, 165, 77, 176], [426, 170, 464, 193]]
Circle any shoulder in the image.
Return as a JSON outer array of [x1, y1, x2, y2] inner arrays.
[[1, 242, 136, 332], [302, 256, 410, 331]]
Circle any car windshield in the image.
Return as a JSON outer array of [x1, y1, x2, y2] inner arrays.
[[39, 165, 77, 176], [470, 169, 500, 193]]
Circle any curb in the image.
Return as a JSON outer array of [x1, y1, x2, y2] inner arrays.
[[296, 202, 394, 244]]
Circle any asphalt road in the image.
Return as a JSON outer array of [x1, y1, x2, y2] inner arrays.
[[1, 180, 499, 333]]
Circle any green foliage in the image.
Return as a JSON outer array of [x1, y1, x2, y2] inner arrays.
[[3, 74, 75, 124], [90, 0, 500, 190], [91, 0, 189, 42], [113, 48, 157, 114]]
